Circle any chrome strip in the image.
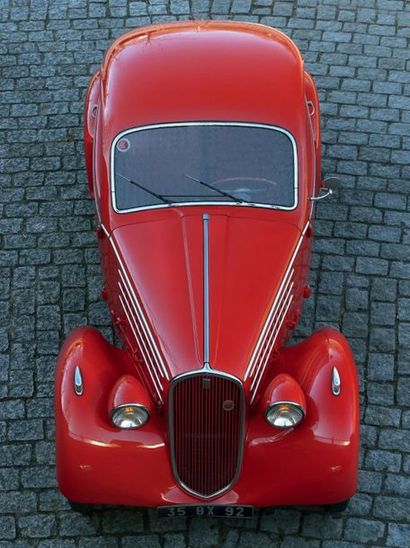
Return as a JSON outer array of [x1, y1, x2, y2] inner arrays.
[[203, 213, 210, 367], [246, 268, 294, 381], [250, 288, 293, 391], [116, 267, 168, 380], [118, 286, 164, 400], [118, 281, 163, 390], [112, 200, 293, 213], [74, 366, 83, 396], [110, 121, 299, 214], [92, 108, 102, 226], [332, 367, 341, 396], [118, 281, 162, 378], [100, 223, 110, 238], [253, 281, 294, 381], [250, 292, 294, 403], [117, 269, 167, 381], [250, 281, 295, 391], [118, 292, 163, 399], [170, 364, 243, 387], [102, 224, 169, 381], [305, 96, 318, 217], [168, 368, 245, 500], [244, 220, 309, 381]]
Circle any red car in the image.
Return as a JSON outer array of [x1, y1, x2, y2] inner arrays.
[[55, 21, 359, 516]]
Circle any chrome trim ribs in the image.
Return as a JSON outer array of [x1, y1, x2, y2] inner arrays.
[[110, 237, 169, 379], [245, 268, 295, 381], [100, 224, 169, 401], [118, 284, 163, 402], [245, 221, 310, 400], [250, 288, 294, 403], [203, 213, 210, 367]]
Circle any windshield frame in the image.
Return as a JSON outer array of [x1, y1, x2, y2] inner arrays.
[[110, 121, 298, 214]]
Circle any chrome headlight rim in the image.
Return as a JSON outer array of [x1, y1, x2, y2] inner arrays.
[[265, 400, 305, 429], [111, 402, 150, 430]]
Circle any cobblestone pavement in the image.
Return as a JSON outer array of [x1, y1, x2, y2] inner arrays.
[[1, 0, 409, 546]]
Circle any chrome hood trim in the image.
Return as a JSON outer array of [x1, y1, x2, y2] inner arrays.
[[203, 213, 210, 368]]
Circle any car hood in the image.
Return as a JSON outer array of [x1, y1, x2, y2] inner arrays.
[[113, 210, 301, 380]]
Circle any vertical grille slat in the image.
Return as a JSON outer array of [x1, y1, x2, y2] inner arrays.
[[170, 372, 244, 498]]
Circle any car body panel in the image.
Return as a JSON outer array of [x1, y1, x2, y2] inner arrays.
[[100, 22, 306, 146], [86, 21, 316, 232], [112, 212, 301, 379], [57, 20, 359, 509], [56, 327, 359, 507]]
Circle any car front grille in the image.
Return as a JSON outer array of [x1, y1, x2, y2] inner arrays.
[[169, 372, 244, 498]]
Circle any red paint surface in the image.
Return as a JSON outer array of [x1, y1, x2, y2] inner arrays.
[[108, 374, 152, 414], [56, 21, 359, 508], [55, 327, 359, 507], [262, 373, 307, 414], [114, 212, 301, 379]]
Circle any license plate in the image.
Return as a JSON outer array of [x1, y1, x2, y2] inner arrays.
[[157, 505, 254, 518]]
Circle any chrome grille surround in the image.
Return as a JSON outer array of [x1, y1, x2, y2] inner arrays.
[[169, 369, 245, 499]]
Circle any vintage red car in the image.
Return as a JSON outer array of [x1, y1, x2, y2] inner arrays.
[[55, 21, 359, 516]]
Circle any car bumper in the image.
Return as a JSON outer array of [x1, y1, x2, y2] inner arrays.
[[55, 327, 359, 508]]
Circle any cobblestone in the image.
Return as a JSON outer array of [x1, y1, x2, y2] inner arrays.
[[1, 0, 409, 546], [387, 524, 410, 547], [0, 517, 16, 541]]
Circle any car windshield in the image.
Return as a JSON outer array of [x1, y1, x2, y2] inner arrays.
[[112, 123, 297, 212]]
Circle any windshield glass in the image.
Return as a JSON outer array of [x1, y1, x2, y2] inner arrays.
[[112, 123, 297, 212]]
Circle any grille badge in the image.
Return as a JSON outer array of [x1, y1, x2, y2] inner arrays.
[[223, 399, 235, 411]]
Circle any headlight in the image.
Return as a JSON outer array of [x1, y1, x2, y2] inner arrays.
[[265, 402, 304, 429], [111, 404, 150, 429]]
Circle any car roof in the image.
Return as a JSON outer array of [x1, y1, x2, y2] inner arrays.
[[100, 21, 307, 144]]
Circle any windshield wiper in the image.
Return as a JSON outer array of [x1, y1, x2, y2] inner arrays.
[[161, 194, 222, 198], [116, 173, 174, 205], [184, 174, 247, 203]]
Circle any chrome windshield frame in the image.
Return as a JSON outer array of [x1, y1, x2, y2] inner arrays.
[[110, 121, 299, 213]]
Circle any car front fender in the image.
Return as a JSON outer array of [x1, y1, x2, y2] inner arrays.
[[54, 327, 169, 505], [243, 327, 360, 506]]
